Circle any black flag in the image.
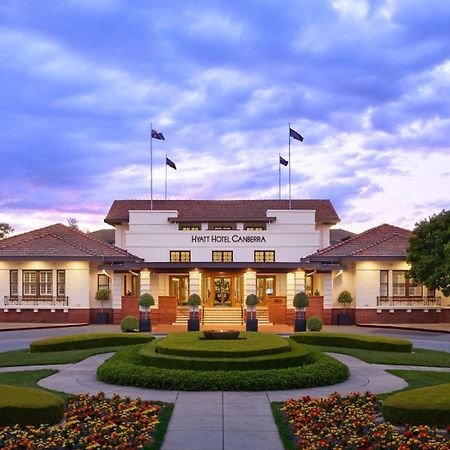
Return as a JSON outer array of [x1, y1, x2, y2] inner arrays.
[[289, 128, 304, 142], [152, 129, 165, 140], [279, 156, 289, 166], [166, 157, 177, 170]]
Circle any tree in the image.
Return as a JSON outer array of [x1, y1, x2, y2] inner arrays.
[[0, 223, 14, 239], [67, 217, 79, 229], [406, 210, 450, 297]]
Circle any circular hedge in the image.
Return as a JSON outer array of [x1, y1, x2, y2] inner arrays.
[[382, 383, 450, 428], [97, 343, 349, 391], [0, 385, 64, 426], [137, 339, 313, 371], [155, 331, 290, 357]]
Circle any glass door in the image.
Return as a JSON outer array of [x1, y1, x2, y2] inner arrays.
[[214, 277, 231, 306], [170, 275, 190, 306], [256, 276, 275, 306]]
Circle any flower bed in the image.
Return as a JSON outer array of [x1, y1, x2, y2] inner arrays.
[[0, 393, 165, 450], [277, 392, 449, 449]]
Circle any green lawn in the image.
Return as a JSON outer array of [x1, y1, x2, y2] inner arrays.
[[313, 345, 450, 367], [0, 346, 126, 367], [378, 369, 450, 400]]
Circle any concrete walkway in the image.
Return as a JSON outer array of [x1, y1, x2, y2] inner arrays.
[[0, 352, 423, 450]]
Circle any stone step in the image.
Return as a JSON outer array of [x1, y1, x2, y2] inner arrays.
[[174, 307, 271, 325]]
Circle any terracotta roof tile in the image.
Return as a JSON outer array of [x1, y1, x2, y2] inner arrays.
[[0, 224, 142, 261], [307, 224, 412, 260], [105, 199, 340, 224]]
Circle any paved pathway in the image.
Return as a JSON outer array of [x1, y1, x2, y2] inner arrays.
[[1, 352, 427, 450]]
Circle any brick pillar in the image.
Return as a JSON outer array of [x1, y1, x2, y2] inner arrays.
[[322, 272, 333, 325], [112, 272, 122, 324]]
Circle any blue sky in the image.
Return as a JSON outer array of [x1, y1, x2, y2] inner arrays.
[[1, 0, 449, 234]]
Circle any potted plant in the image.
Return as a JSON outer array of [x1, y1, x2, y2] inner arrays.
[[187, 293, 201, 331], [94, 288, 111, 324], [293, 291, 309, 332], [138, 292, 155, 332], [337, 290, 353, 325], [245, 294, 259, 332]]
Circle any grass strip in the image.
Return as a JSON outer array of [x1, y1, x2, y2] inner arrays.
[[144, 402, 175, 450], [271, 402, 296, 450], [0, 346, 127, 367], [312, 345, 450, 367]]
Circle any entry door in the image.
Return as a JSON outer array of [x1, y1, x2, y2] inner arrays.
[[214, 277, 231, 306], [170, 275, 190, 306], [256, 276, 275, 306]]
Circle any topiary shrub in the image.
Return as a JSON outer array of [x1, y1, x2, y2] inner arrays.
[[187, 293, 201, 308], [337, 290, 353, 311], [95, 288, 111, 314], [307, 316, 323, 331], [245, 294, 259, 321], [138, 293, 155, 320], [0, 385, 64, 426], [121, 315, 139, 332], [293, 291, 309, 321], [382, 383, 450, 427]]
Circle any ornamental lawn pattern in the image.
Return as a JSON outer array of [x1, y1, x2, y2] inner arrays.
[[280, 392, 450, 450], [0, 393, 161, 449]]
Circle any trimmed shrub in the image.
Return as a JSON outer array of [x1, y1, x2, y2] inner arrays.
[[245, 294, 259, 307], [293, 291, 309, 309], [138, 293, 155, 320], [382, 383, 450, 427], [155, 332, 290, 357], [97, 345, 349, 391], [95, 288, 111, 301], [30, 332, 152, 352], [187, 293, 201, 307], [290, 332, 412, 352], [0, 385, 64, 426], [121, 315, 139, 332], [137, 339, 313, 371], [307, 316, 323, 331]]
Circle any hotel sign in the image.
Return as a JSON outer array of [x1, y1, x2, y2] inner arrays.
[[191, 235, 267, 243]]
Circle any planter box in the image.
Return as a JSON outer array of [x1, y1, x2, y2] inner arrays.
[[338, 313, 352, 325], [246, 318, 258, 332], [94, 312, 109, 324], [139, 319, 152, 332], [187, 318, 200, 332], [294, 318, 307, 332]]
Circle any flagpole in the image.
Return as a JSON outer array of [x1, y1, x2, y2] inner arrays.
[[288, 123, 292, 210], [278, 153, 281, 200], [150, 122, 153, 210], [165, 154, 168, 200]]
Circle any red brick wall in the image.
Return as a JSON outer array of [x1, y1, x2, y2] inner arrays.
[[306, 296, 324, 320], [0, 309, 90, 323], [157, 296, 177, 324], [355, 308, 450, 324], [268, 296, 287, 324], [331, 308, 355, 325]]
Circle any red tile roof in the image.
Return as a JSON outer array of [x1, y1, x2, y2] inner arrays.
[[306, 224, 412, 260], [0, 224, 142, 261], [104, 199, 340, 224]]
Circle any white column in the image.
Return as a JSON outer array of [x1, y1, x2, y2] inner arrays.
[[286, 272, 295, 307], [189, 270, 201, 296], [244, 270, 257, 297], [140, 269, 151, 295], [112, 272, 122, 311], [323, 272, 333, 310]]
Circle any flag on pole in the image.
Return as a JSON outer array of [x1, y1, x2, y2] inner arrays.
[[289, 128, 304, 142], [166, 156, 177, 170], [152, 129, 165, 140], [279, 155, 289, 166]]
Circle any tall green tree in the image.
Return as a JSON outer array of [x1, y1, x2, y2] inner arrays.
[[0, 223, 14, 239], [406, 210, 450, 296]]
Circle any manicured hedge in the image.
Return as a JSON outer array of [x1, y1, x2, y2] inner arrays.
[[291, 332, 412, 352], [137, 339, 313, 371], [30, 333, 154, 353], [155, 331, 290, 357], [0, 384, 64, 426], [97, 345, 349, 391], [382, 383, 450, 427]]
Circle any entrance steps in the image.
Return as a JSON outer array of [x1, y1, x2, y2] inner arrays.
[[174, 307, 271, 325]]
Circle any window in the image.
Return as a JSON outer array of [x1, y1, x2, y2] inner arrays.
[[244, 223, 266, 231], [380, 270, 389, 297], [208, 223, 236, 230], [212, 251, 233, 262], [254, 251, 275, 262], [23, 270, 37, 296], [39, 270, 53, 295], [10, 270, 18, 297], [170, 251, 191, 262], [393, 270, 423, 297], [57, 270, 66, 296], [179, 223, 201, 231], [97, 274, 110, 291]]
